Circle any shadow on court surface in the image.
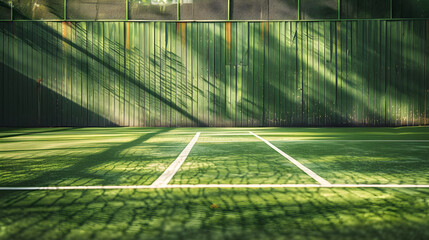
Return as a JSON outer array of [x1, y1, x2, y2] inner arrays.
[[0, 187, 429, 239], [2, 128, 173, 188]]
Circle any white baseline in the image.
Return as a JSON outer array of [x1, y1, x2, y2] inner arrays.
[[2, 184, 429, 191]]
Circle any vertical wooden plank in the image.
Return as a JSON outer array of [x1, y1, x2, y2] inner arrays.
[[386, 21, 393, 126], [414, 21, 422, 125], [144, 22, 151, 127], [274, 22, 280, 126], [262, 22, 268, 126], [175, 23, 182, 126], [319, 22, 326, 126], [253, 22, 261, 126], [278, 22, 285, 126], [307, 22, 314, 126], [185, 23, 192, 127], [0, 23, 3, 125], [219, 23, 229, 126], [197, 23, 203, 126], [214, 23, 221, 126], [341, 21, 348, 126], [166, 22, 171, 127], [149, 22, 155, 126], [82, 22, 89, 126], [237, 22, 243, 126], [424, 20, 429, 124], [418, 21, 426, 125], [373, 21, 380, 126], [208, 23, 215, 126], [242, 22, 249, 126], [297, 22, 303, 126], [285, 22, 292, 125], [248, 22, 254, 126], [120, 22, 127, 126], [191, 23, 198, 126], [126, 22, 132, 126], [139, 23, 145, 126], [101, 22, 107, 126], [2, 23, 9, 125], [87, 22, 94, 126], [380, 21, 386, 126], [314, 22, 320, 126], [73, 23, 81, 126], [131, 22, 137, 127], [362, 21, 368, 125], [326, 22, 335, 126], [335, 21, 340, 125], [291, 22, 299, 126], [232, 23, 238, 126], [351, 21, 359, 125], [180, 22, 187, 127], [269, 21, 278, 126], [16, 22, 23, 126], [394, 21, 401, 126], [119, 22, 125, 126], [160, 22, 165, 126]]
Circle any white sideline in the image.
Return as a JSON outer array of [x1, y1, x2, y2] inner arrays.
[[2, 184, 429, 191], [249, 131, 331, 186], [151, 132, 200, 187], [271, 140, 429, 142]]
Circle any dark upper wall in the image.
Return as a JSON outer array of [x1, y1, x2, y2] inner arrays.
[[0, 21, 428, 127], [1, 0, 429, 21]]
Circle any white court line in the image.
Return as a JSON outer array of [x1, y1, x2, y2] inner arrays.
[[2, 184, 429, 191], [151, 132, 200, 187], [202, 133, 252, 136], [249, 131, 331, 186], [271, 140, 429, 142]]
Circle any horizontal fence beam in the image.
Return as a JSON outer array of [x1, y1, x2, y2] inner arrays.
[[2, 0, 429, 22]]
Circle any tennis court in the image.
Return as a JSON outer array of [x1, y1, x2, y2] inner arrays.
[[1, 127, 429, 239]]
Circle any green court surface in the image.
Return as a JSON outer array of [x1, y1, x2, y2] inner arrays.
[[0, 128, 194, 187], [1, 127, 429, 239]]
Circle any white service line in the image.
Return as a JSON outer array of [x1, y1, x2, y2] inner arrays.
[[202, 133, 252, 136], [249, 131, 331, 186], [151, 132, 200, 187], [2, 184, 429, 191]]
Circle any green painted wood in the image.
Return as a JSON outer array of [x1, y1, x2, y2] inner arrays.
[[424, 21, 429, 124], [1, 20, 428, 127]]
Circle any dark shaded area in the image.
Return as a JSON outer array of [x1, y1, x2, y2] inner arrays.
[[129, 0, 177, 20], [269, 0, 298, 20], [0, 63, 117, 127], [393, 0, 429, 18], [180, 0, 228, 20], [341, 0, 390, 19], [0, 127, 74, 138], [3, 128, 170, 188], [0, 0, 11, 20], [13, 0, 64, 20], [231, 0, 268, 20], [67, 0, 126, 20], [300, 0, 338, 20], [1, 188, 429, 239]]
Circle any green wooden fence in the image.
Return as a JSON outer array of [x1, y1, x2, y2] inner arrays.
[[0, 20, 428, 127]]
